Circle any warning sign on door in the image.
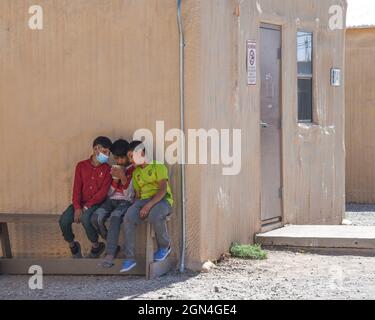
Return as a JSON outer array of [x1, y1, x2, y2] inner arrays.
[[247, 40, 257, 85]]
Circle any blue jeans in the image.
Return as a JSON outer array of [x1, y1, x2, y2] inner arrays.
[[123, 199, 172, 259], [91, 198, 132, 256]]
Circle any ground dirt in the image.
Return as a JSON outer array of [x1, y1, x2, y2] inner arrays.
[[1, 250, 375, 300], [1, 206, 375, 300]]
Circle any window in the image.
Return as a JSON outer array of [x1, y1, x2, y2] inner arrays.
[[297, 31, 313, 123]]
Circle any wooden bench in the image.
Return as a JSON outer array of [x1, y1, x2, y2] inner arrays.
[[0, 213, 176, 280]]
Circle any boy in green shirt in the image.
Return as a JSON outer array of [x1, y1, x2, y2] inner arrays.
[[120, 141, 173, 273]]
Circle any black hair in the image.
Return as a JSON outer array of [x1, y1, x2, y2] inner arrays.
[[129, 140, 146, 152], [110, 139, 130, 157], [93, 136, 112, 149]]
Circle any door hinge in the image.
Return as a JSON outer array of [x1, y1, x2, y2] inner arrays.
[[277, 47, 282, 60], [279, 187, 284, 199]]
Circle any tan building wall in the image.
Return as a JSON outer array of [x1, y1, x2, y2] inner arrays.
[[0, 0, 346, 270], [0, 0, 182, 260], [346, 27, 375, 203], [183, 0, 346, 269]]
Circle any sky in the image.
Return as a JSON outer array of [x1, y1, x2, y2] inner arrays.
[[347, 0, 375, 27]]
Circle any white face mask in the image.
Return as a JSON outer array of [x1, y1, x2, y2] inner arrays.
[[133, 150, 146, 165]]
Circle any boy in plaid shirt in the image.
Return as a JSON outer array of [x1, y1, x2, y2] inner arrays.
[[91, 139, 135, 268]]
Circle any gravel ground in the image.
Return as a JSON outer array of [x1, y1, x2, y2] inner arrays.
[[1, 205, 375, 300], [1, 250, 375, 300], [346, 204, 375, 226]]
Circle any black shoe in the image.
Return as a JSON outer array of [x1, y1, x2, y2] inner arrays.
[[87, 242, 105, 259], [70, 241, 82, 259]]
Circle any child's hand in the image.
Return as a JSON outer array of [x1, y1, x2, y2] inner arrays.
[[74, 208, 82, 224], [140, 203, 153, 220], [111, 166, 125, 180]]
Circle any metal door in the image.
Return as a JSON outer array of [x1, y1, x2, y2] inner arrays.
[[260, 23, 283, 223]]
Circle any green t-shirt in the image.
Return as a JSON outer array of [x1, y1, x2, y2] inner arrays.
[[132, 161, 174, 206]]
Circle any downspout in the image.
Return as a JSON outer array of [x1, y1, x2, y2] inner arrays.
[[177, 0, 186, 273]]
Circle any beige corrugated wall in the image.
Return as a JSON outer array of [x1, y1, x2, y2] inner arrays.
[[346, 28, 375, 203], [183, 0, 346, 269], [0, 0, 182, 259]]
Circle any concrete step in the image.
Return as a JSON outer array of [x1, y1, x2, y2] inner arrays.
[[256, 225, 375, 252]]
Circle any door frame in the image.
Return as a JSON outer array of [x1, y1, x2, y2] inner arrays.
[[259, 22, 285, 232]]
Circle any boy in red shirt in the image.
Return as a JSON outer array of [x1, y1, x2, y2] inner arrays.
[[59, 136, 113, 258]]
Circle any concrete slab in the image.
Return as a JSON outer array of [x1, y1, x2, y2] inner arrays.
[[256, 225, 375, 250]]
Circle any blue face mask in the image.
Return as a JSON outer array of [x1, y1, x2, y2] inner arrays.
[[96, 152, 109, 164]]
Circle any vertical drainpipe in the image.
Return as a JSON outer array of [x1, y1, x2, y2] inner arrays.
[[177, 0, 186, 273]]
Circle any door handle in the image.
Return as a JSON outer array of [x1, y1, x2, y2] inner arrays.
[[261, 122, 269, 128]]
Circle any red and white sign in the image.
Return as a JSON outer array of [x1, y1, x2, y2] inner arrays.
[[247, 40, 257, 85]]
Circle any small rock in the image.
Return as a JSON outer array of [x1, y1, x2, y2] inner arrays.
[[342, 219, 353, 226], [214, 286, 220, 293], [202, 261, 216, 273]]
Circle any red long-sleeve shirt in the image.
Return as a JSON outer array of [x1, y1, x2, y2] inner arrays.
[[72, 158, 112, 209]]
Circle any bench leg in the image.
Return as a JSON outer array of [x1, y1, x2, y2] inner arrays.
[[0, 222, 12, 258], [145, 223, 155, 280]]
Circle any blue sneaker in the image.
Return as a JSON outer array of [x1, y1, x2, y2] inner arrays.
[[120, 259, 137, 273], [154, 247, 171, 262]]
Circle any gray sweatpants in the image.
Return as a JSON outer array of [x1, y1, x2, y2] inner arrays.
[[123, 198, 172, 259], [91, 198, 132, 256]]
